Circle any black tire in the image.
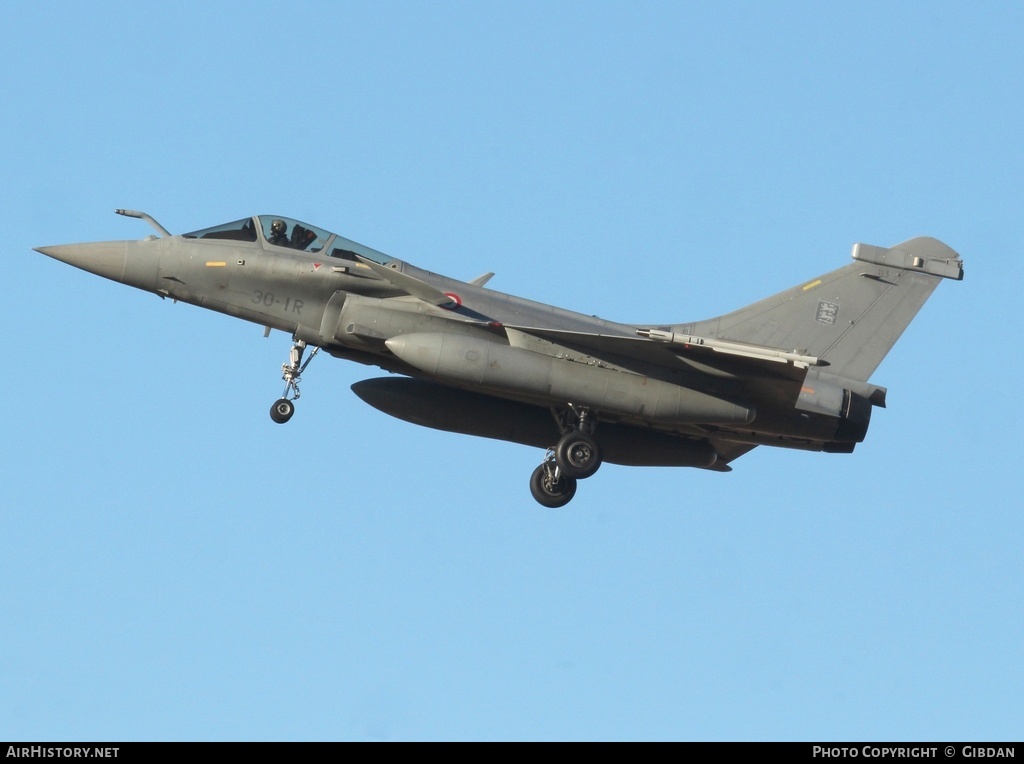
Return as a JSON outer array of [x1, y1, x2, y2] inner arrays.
[[529, 464, 577, 508], [554, 431, 601, 479], [270, 398, 295, 424]]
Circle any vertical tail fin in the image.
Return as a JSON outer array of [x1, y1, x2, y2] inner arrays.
[[681, 237, 964, 381]]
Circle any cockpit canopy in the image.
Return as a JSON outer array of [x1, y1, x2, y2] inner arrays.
[[183, 215, 392, 265]]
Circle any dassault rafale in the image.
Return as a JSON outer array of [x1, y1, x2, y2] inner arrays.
[[35, 210, 963, 506]]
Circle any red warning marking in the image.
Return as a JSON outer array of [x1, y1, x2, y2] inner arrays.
[[313, 263, 322, 270], [442, 292, 462, 309]]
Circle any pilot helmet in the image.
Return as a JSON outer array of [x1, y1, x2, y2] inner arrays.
[[271, 219, 287, 235]]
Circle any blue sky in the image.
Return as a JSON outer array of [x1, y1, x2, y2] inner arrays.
[[2, 1, 1021, 741]]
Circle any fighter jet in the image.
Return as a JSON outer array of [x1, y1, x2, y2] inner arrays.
[[35, 210, 964, 507]]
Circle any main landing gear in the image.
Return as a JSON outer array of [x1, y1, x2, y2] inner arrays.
[[528, 407, 603, 508], [269, 340, 320, 424]]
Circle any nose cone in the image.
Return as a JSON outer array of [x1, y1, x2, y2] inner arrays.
[[34, 241, 129, 283], [34, 239, 162, 293]]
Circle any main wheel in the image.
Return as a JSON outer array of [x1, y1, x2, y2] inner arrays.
[[555, 431, 601, 479], [529, 464, 578, 508], [270, 398, 295, 424]]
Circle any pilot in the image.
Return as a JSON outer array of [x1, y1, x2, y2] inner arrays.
[[268, 219, 289, 246]]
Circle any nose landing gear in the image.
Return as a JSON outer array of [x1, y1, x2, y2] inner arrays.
[[269, 340, 320, 424]]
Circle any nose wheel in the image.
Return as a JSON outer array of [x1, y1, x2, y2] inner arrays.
[[270, 398, 295, 423], [269, 340, 319, 424]]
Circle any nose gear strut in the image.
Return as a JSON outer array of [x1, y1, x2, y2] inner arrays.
[[269, 340, 320, 423]]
